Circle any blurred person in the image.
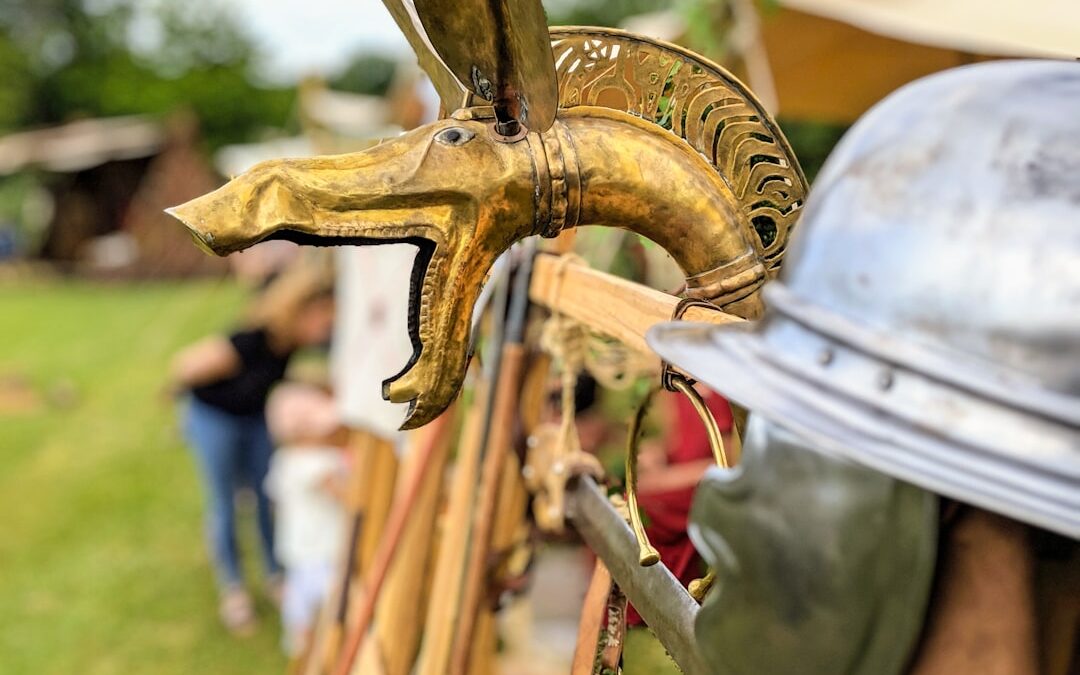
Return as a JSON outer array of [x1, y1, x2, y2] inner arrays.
[[264, 382, 348, 657], [170, 266, 335, 635]]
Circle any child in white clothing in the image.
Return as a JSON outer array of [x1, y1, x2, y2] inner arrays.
[[265, 383, 347, 656]]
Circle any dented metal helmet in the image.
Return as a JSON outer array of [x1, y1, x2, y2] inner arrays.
[[649, 60, 1080, 538]]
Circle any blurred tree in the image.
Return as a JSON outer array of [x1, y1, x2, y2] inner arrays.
[[0, 34, 35, 132], [0, 0, 294, 149], [331, 52, 398, 96], [544, 0, 667, 26]]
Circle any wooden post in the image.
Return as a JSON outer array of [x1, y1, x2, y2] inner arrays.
[[414, 377, 493, 675], [356, 435, 399, 575], [449, 345, 528, 675], [331, 411, 454, 675], [362, 419, 454, 675]]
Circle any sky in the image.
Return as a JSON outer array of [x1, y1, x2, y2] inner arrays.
[[222, 0, 413, 82]]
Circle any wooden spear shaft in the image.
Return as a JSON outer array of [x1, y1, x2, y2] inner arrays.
[[416, 257, 514, 675], [449, 242, 537, 675], [448, 343, 527, 675], [330, 409, 453, 675]]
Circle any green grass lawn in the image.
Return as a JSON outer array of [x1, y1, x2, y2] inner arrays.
[[0, 275, 684, 675], [0, 277, 287, 675]]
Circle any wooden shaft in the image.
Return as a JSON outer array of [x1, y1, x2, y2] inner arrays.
[[415, 377, 492, 675], [302, 429, 383, 675], [369, 418, 455, 675], [573, 558, 615, 674], [331, 411, 453, 675], [529, 253, 744, 355], [358, 437, 399, 574], [449, 344, 528, 675]]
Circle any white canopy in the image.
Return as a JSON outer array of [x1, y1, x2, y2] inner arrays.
[[781, 0, 1080, 58]]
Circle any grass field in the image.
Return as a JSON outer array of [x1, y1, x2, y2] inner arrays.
[[0, 278, 287, 675], [0, 276, 682, 675]]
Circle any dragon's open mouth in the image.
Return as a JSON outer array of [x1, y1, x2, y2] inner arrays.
[[263, 228, 438, 415]]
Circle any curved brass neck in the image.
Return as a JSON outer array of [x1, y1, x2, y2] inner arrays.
[[549, 108, 767, 318]]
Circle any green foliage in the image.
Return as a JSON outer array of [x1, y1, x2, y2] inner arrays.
[[37, 55, 295, 150], [776, 118, 849, 183], [0, 0, 295, 149], [0, 278, 288, 674], [0, 34, 35, 132], [544, 0, 668, 26], [677, 0, 736, 63], [331, 52, 399, 97]]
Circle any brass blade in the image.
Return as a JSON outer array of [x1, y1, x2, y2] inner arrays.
[[381, 0, 468, 112], [412, 0, 558, 132]]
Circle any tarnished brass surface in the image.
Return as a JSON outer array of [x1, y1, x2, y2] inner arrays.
[[549, 28, 807, 278], [169, 29, 806, 429], [414, 0, 558, 132], [668, 374, 730, 469]]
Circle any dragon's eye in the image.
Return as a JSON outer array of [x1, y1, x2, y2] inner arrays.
[[435, 127, 475, 146]]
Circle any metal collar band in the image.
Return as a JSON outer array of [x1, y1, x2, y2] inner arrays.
[[527, 120, 581, 239], [683, 252, 768, 307]]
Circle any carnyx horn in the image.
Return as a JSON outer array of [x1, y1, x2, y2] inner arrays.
[[169, 106, 781, 429]]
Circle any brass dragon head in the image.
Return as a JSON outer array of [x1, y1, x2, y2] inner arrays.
[[169, 29, 807, 430], [171, 112, 545, 428]]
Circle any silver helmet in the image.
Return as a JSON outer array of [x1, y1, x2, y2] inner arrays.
[[649, 60, 1080, 538]]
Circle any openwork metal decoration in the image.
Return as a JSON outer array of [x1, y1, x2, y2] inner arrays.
[[168, 25, 807, 430], [549, 28, 805, 276]]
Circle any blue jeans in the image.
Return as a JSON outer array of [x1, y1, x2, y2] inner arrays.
[[183, 397, 281, 589]]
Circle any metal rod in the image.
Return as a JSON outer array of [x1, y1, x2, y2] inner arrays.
[[566, 475, 709, 675]]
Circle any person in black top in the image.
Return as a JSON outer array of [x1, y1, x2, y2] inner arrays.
[[171, 265, 335, 635]]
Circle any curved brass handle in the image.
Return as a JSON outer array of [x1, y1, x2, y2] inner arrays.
[[625, 387, 662, 567], [666, 373, 731, 469], [625, 375, 731, 568]]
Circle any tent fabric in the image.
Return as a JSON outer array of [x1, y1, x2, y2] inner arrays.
[[780, 0, 1080, 59]]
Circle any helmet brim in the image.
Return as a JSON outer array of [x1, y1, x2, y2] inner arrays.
[[648, 320, 1080, 539]]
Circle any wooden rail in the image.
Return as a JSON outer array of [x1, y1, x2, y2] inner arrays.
[[528, 253, 745, 354]]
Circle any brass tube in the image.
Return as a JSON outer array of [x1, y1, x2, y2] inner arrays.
[[625, 388, 661, 567]]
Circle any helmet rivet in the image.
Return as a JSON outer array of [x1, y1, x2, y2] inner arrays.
[[817, 348, 834, 366], [877, 369, 895, 391]]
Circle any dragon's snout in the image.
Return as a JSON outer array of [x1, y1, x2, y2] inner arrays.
[[165, 117, 536, 429]]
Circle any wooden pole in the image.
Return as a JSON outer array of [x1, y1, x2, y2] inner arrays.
[[356, 436, 399, 575], [414, 376, 493, 675], [529, 253, 744, 355], [448, 345, 527, 675], [302, 428, 385, 675], [331, 410, 454, 675], [363, 418, 454, 675]]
